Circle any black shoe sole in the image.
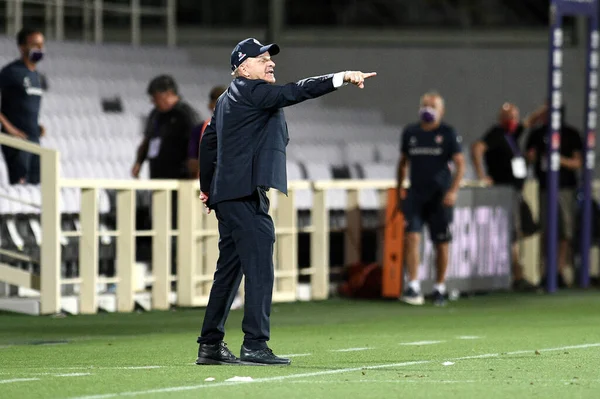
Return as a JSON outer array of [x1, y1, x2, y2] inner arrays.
[[240, 359, 291, 366], [196, 357, 241, 366]]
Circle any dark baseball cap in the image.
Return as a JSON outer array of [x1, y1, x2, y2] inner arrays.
[[231, 38, 280, 71]]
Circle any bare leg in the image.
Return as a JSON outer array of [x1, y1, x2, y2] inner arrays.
[[435, 242, 449, 284], [558, 239, 569, 287], [401, 232, 424, 305], [405, 232, 421, 282], [558, 240, 568, 273], [511, 242, 524, 281]]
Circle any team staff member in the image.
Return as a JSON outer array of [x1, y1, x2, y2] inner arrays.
[[187, 85, 226, 178], [132, 75, 200, 181], [132, 75, 200, 236], [196, 37, 376, 366], [397, 92, 465, 307], [0, 28, 46, 185], [525, 104, 582, 289], [471, 103, 544, 291]]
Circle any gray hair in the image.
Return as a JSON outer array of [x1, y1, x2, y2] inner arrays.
[[420, 91, 445, 108], [231, 59, 248, 78]]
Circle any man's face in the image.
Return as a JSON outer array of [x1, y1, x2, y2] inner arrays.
[[20, 32, 45, 59], [499, 103, 521, 133], [421, 95, 445, 122], [151, 91, 175, 113], [242, 52, 276, 83], [499, 104, 520, 124]]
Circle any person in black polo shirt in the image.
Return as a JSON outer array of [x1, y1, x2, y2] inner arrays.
[[397, 91, 465, 307], [471, 102, 544, 291], [0, 27, 46, 185], [132, 75, 200, 181], [525, 104, 582, 289], [132, 75, 200, 234]]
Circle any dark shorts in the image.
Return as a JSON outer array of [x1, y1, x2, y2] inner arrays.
[[539, 189, 575, 241], [512, 194, 538, 243], [0, 136, 40, 185], [402, 189, 453, 243]]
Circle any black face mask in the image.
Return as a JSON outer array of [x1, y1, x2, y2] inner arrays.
[[28, 48, 45, 63]]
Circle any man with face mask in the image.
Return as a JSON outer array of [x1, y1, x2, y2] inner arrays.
[[471, 103, 545, 291], [0, 28, 46, 185], [397, 91, 465, 307]]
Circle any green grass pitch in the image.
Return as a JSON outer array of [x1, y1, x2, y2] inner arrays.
[[1, 291, 599, 398]]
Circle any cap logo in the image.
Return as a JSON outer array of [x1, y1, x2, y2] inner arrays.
[[238, 51, 246, 61]]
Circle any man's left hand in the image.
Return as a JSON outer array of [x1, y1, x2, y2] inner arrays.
[[199, 192, 211, 214], [343, 71, 377, 89], [39, 125, 46, 137], [443, 190, 458, 207]]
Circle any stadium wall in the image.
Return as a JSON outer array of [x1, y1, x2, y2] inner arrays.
[[189, 45, 589, 161]]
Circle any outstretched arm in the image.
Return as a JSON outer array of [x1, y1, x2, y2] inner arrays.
[[250, 71, 377, 109]]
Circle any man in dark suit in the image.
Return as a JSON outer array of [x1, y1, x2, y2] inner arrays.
[[196, 37, 376, 366]]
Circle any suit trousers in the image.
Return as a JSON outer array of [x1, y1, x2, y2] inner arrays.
[[197, 188, 275, 350]]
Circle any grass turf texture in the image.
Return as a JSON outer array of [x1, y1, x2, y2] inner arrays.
[[1, 292, 599, 399]]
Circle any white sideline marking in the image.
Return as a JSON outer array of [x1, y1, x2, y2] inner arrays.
[[67, 342, 600, 399], [453, 353, 499, 360], [114, 366, 161, 370], [331, 347, 371, 352], [400, 341, 444, 346], [68, 361, 430, 399], [55, 373, 92, 377], [456, 336, 481, 340], [286, 380, 478, 384], [280, 354, 311, 358], [506, 343, 600, 355], [18, 363, 163, 374], [0, 378, 40, 384]]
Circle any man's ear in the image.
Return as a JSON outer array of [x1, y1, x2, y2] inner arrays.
[[240, 62, 251, 78]]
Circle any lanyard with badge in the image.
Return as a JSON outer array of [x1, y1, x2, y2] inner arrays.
[[147, 118, 162, 159], [504, 134, 527, 179]]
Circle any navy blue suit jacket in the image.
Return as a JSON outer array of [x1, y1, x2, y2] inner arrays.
[[199, 74, 338, 206]]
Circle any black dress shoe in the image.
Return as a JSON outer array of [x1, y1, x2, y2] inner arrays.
[[240, 345, 291, 366], [196, 341, 241, 365]]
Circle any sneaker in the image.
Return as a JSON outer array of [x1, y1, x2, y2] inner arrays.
[[512, 278, 537, 292], [431, 290, 447, 307], [196, 341, 240, 365], [400, 287, 424, 305]]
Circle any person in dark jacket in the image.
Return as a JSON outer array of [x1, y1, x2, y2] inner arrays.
[[195, 37, 376, 366]]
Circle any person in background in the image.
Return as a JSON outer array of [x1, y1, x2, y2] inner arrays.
[[471, 103, 545, 291], [132, 75, 200, 181], [131, 74, 200, 241], [525, 104, 582, 289], [0, 27, 46, 185], [397, 91, 465, 307], [187, 85, 226, 178]]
